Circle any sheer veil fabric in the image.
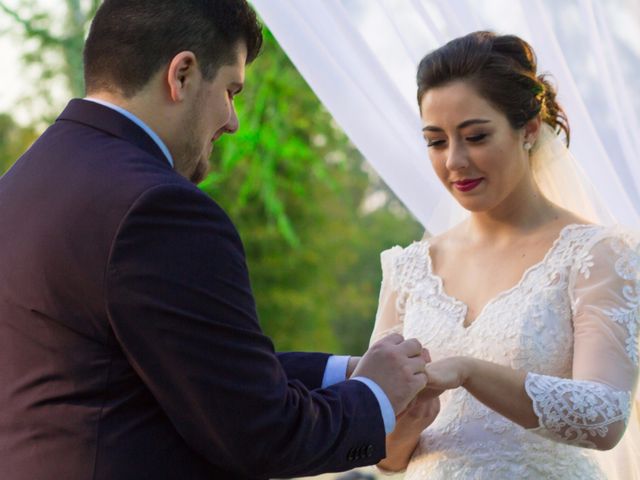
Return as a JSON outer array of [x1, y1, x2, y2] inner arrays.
[[530, 124, 614, 226]]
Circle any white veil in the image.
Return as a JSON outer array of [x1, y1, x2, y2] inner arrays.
[[530, 123, 640, 480], [530, 123, 615, 225]]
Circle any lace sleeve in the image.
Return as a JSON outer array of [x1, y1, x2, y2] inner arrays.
[[369, 246, 405, 346], [525, 230, 640, 450]]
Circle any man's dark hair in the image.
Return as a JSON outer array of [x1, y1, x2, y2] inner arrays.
[[83, 0, 263, 97]]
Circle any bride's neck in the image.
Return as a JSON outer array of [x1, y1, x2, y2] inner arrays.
[[466, 180, 559, 243]]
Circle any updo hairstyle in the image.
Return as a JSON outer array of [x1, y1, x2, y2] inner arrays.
[[416, 31, 570, 145]]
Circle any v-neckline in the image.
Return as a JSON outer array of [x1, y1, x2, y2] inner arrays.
[[422, 223, 593, 330]]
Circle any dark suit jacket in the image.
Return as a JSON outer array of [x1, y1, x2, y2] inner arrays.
[[0, 99, 385, 480]]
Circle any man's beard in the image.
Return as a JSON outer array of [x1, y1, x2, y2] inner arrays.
[[176, 115, 211, 185], [190, 158, 210, 184]]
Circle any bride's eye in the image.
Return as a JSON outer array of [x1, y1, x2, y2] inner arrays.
[[426, 139, 446, 148], [466, 133, 487, 143]]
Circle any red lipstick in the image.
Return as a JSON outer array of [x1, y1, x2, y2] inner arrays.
[[453, 178, 483, 192]]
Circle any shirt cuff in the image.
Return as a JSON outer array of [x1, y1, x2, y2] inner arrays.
[[321, 355, 350, 388], [351, 376, 396, 434]]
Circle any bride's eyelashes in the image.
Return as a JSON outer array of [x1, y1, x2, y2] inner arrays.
[[426, 138, 446, 148], [424, 133, 489, 149], [466, 133, 488, 143]]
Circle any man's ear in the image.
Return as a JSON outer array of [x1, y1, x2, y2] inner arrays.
[[166, 51, 199, 102]]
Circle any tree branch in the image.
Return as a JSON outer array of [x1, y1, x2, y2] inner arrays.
[[0, 2, 63, 46], [64, 0, 84, 28]]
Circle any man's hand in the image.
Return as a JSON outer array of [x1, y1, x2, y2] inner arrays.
[[352, 333, 428, 414], [376, 349, 441, 473], [394, 347, 442, 435], [396, 386, 441, 431]]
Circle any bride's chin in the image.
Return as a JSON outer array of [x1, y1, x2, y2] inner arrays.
[[453, 199, 490, 213]]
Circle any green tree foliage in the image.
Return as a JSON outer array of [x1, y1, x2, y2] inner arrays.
[[0, 113, 38, 172], [0, 0, 99, 121], [203, 31, 423, 353]]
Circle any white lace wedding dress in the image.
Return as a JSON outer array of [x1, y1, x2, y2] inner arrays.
[[371, 224, 640, 479]]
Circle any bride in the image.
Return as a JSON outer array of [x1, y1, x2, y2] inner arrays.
[[370, 31, 640, 479]]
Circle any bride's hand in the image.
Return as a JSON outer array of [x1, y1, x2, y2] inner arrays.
[[424, 356, 472, 391]]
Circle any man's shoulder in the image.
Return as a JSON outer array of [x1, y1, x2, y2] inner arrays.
[[45, 116, 219, 206], [10, 116, 232, 237]]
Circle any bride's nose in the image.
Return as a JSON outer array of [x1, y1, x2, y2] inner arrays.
[[445, 140, 469, 171]]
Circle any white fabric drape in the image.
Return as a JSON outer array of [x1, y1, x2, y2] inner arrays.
[[251, 0, 640, 234]]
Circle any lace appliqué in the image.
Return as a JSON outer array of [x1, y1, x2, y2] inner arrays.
[[525, 373, 631, 448], [391, 242, 431, 317], [574, 248, 595, 279], [603, 237, 640, 365]]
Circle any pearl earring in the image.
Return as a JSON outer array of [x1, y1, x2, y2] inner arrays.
[[524, 141, 532, 151]]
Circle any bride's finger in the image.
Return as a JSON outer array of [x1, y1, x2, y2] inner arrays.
[[421, 348, 431, 363], [424, 365, 448, 388]]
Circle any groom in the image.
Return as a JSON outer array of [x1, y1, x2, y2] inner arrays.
[[0, 1, 432, 479]]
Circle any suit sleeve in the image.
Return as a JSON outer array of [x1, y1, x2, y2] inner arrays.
[[277, 352, 331, 390], [104, 183, 385, 478]]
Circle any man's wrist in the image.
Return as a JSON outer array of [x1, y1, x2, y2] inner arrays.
[[346, 356, 360, 378], [351, 376, 396, 434], [321, 355, 350, 388]]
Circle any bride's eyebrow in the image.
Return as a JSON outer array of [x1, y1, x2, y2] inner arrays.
[[422, 118, 491, 132]]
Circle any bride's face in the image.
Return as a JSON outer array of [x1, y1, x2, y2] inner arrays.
[[420, 80, 535, 214]]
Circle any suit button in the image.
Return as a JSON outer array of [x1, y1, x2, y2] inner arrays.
[[366, 444, 374, 457], [347, 448, 355, 461]]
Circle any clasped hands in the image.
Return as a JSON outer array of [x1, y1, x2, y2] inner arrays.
[[351, 333, 471, 431], [349, 334, 471, 471]]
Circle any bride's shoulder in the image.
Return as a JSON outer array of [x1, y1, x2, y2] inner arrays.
[[380, 239, 427, 266], [567, 221, 639, 250], [549, 208, 633, 245], [381, 225, 459, 259], [425, 222, 468, 257], [378, 228, 445, 273], [563, 222, 640, 275]]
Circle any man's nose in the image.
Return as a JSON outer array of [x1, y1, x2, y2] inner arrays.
[[224, 105, 239, 134]]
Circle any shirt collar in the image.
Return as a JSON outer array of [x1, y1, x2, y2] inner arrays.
[[83, 97, 174, 168]]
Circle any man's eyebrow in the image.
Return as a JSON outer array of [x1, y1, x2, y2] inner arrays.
[[422, 118, 491, 132]]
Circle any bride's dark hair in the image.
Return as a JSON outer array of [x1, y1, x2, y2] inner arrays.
[[417, 31, 570, 145]]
